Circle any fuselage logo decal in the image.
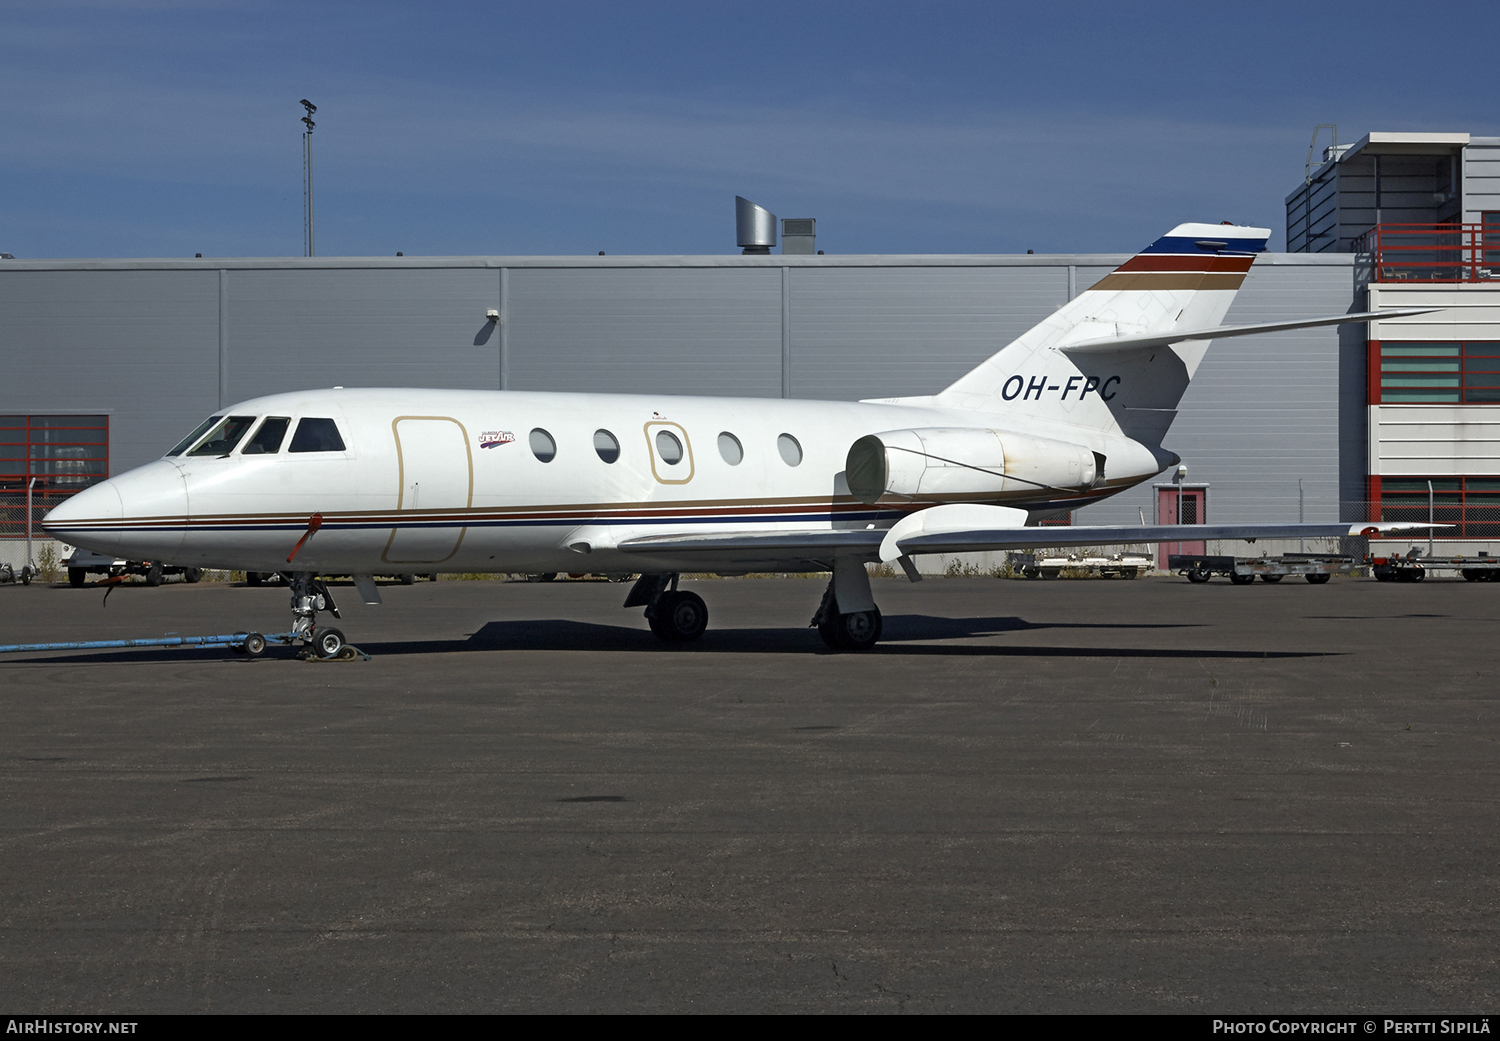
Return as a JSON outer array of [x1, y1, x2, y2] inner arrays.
[[479, 430, 515, 449]]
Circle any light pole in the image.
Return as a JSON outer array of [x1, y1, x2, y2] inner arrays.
[[1174, 463, 1187, 558], [300, 99, 317, 257]]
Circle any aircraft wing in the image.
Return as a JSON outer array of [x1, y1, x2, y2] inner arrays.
[[1059, 307, 1442, 355], [614, 509, 1445, 564], [887, 522, 1437, 557]]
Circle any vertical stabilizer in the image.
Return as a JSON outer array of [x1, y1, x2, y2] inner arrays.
[[931, 223, 1269, 444]]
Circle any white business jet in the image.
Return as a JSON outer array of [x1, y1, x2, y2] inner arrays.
[[43, 223, 1438, 655]]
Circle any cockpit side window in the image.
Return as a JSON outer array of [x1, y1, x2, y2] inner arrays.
[[167, 415, 221, 456], [241, 416, 291, 455], [187, 416, 258, 457], [288, 418, 346, 453]]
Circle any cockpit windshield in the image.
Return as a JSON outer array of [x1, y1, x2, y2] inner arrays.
[[187, 416, 258, 457], [166, 416, 221, 457], [242, 416, 291, 455]]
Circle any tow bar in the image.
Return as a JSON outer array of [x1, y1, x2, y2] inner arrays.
[[0, 630, 370, 661]]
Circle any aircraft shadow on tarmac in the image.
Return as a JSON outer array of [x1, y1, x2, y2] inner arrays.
[[4, 615, 1334, 663], [354, 615, 1328, 660]]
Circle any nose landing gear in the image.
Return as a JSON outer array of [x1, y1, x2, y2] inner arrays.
[[289, 572, 348, 658]]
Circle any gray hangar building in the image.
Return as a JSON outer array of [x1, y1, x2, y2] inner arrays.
[[4, 129, 1499, 569]]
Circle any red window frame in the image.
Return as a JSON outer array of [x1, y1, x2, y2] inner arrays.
[[0, 415, 109, 538]]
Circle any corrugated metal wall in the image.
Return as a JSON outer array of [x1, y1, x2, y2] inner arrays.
[[1463, 138, 1500, 222], [0, 253, 1357, 527]]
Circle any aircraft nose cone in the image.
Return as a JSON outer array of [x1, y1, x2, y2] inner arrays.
[[42, 479, 124, 557], [42, 460, 189, 562]]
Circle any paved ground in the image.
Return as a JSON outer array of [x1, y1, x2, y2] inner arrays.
[[1, 573, 1496, 1013]]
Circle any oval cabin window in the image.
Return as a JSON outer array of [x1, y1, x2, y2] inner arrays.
[[717, 432, 743, 465], [529, 428, 557, 463], [594, 429, 620, 463], [656, 429, 684, 465], [777, 433, 803, 467]]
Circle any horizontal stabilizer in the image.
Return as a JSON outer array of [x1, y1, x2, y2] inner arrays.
[[1060, 308, 1442, 356]]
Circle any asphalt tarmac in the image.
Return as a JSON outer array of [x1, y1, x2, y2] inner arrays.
[[1, 573, 1497, 1013]]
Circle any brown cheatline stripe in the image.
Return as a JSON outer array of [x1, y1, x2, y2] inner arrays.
[[1088, 271, 1248, 292], [1114, 254, 1255, 274]]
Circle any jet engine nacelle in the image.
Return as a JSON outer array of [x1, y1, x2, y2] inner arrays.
[[845, 427, 1099, 504]]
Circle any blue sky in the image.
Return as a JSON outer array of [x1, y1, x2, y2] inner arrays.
[[3, 0, 1497, 258]]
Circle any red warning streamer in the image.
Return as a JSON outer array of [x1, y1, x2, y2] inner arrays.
[[286, 513, 325, 563]]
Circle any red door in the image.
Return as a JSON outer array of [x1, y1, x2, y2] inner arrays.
[[1157, 488, 1206, 568]]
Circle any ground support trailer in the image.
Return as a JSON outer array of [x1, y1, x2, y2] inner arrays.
[[1009, 551, 1154, 580], [1168, 553, 1359, 585], [63, 548, 205, 587], [1371, 551, 1500, 582]]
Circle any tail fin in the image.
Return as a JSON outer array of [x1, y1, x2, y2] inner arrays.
[[931, 222, 1270, 444]]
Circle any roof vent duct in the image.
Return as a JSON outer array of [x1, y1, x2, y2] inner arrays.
[[736, 196, 777, 254], [781, 218, 815, 255]]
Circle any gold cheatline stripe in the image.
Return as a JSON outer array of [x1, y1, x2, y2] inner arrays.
[[1090, 272, 1248, 292]]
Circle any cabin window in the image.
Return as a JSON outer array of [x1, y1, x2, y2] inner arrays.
[[188, 416, 258, 456], [167, 416, 221, 456], [242, 417, 290, 455], [594, 429, 620, 463], [288, 418, 346, 453], [529, 428, 557, 462], [717, 432, 743, 465], [777, 433, 803, 467], [655, 429, 684, 465]]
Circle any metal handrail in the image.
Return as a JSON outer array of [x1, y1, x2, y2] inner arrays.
[[1359, 223, 1500, 283]]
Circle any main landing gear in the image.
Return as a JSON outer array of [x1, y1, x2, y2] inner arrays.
[[810, 577, 883, 650], [625, 574, 708, 642], [623, 560, 886, 651]]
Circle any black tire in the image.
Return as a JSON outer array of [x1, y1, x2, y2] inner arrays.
[[1374, 569, 1393, 582], [313, 627, 346, 659], [242, 632, 267, 657], [817, 599, 883, 650], [526, 572, 558, 583], [247, 572, 262, 587], [1411, 568, 1426, 582], [401, 574, 416, 585], [1185, 569, 1210, 584], [19, 566, 31, 586], [652, 591, 707, 642], [427, 574, 439, 582], [1304, 572, 1332, 584], [145, 561, 163, 587], [69, 567, 85, 588], [185, 568, 204, 584], [1260, 574, 1283, 583], [1229, 572, 1255, 585]]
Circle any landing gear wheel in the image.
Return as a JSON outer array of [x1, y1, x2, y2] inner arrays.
[[401, 574, 416, 585], [1229, 571, 1255, 585], [247, 571, 263, 586], [242, 632, 267, 657], [145, 561, 163, 586], [19, 566, 32, 586], [650, 591, 707, 642], [1260, 574, 1283, 583], [185, 568, 204, 584], [818, 602, 883, 651], [527, 573, 558, 583], [1304, 572, 1332, 584], [313, 627, 346, 659], [1185, 569, 1210, 584], [69, 567, 86, 588]]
